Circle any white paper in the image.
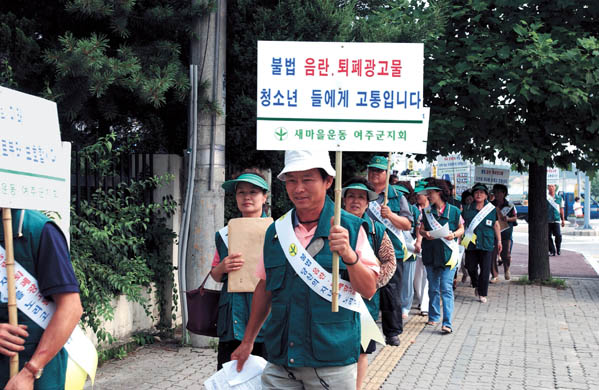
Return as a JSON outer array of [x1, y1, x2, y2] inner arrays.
[[429, 223, 450, 239], [204, 355, 267, 390]]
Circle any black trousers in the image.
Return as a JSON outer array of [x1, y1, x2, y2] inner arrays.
[[465, 249, 492, 297], [217, 340, 267, 370], [379, 261, 403, 337], [548, 222, 562, 255]]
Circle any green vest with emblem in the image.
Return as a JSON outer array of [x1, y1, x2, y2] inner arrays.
[[0, 210, 68, 389], [263, 198, 362, 367], [215, 228, 266, 343], [463, 202, 497, 252], [361, 214, 383, 321], [547, 195, 562, 222], [421, 204, 462, 268]]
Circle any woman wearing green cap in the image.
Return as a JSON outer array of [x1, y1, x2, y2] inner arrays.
[[210, 169, 270, 369], [462, 183, 502, 303], [419, 178, 464, 333], [342, 177, 396, 390]]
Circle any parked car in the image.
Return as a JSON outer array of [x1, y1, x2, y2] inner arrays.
[[515, 192, 599, 222]]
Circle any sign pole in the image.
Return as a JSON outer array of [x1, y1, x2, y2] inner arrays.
[[3, 208, 19, 377], [331, 151, 342, 312], [383, 152, 392, 205]]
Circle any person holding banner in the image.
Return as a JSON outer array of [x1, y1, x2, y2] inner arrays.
[[210, 170, 270, 370], [231, 150, 380, 389], [490, 184, 517, 281], [0, 209, 83, 389], [547, 184, 565, 256], [419, 179, 464, 334], [341, 177, 396, 390], [366, 156, 413, 347], [462, 183, 502, 303]]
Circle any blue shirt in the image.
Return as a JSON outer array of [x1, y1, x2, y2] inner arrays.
[[37, 223, 80, 298]]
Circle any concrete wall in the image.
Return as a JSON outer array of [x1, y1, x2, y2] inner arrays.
[[86, 154, 183, 347]]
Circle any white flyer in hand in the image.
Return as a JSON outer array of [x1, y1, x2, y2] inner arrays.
[[204, 355, 267, 390], [429, 223, 451, 239]]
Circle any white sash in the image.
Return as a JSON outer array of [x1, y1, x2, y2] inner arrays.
[[501, 205, 514, 217], [218, 226, 229, 248], [0, 246, 97, 386], [547, 195, 560, 213], [462, 203, 495, 249], [368, 201, 413, 259], [423, 206, 462, 269], [274, 211, 384, 349]]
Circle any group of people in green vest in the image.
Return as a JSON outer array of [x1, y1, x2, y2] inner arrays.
[[209, 151, 522, 389]]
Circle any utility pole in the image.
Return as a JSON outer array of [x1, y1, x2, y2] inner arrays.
[[184, 0, 227, 347]]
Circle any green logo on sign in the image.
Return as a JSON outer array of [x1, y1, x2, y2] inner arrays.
[[274, 127, 288, 141]]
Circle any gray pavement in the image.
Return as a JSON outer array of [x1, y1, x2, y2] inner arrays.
[[86, 276, 599, 389]]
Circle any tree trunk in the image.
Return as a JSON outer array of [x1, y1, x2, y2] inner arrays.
[[528, 162, 551, 281]]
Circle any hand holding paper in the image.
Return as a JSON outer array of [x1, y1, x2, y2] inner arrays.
[[428, 223, 450, 239]]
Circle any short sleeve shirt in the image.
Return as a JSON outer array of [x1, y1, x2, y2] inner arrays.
[[37, 223, 80, 298]]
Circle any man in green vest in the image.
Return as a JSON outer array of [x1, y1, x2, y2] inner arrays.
[[365, 155, 413, 346], [547, 184, 565, 256], [232, 150, 380, 389], [0, 209, 82, 390]]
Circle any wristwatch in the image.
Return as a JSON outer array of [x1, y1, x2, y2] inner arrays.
[[24, 361, 43, 379]]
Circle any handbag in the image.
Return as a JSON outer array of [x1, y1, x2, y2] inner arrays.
[[185, 271, 220, 337]]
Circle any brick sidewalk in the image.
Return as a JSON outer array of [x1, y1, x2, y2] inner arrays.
[[510, 243, 598, 279]]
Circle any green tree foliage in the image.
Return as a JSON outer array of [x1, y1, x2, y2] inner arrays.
[[422, 1, 599, 279], [70, 133, 178, 343], [1, 0, 212, 152]]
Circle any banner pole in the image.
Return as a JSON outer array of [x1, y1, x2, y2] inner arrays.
[[331, 151, 342, 312], [3, 208, 19, 377], [383, 152, 392, 206]]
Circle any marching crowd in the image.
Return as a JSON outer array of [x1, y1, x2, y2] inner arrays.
[[208, 151, 557, 390]]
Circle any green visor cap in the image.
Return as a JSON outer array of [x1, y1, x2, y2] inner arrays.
[[414, 186, 427, 193], [221, 173, 269, 194], [423, 185, 442, 191], [471, 182, 489, 194], [342, 183, 379, 202], [393, 184, 410, 194], [367, 155, 388, 170]]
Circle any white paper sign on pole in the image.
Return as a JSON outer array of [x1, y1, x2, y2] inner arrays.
[[256, 41, 428, 153], [474, 166, 510, 186], [547, 168, 560, 185], [436, 153, 468, 170], [0, 87, 67, 213]]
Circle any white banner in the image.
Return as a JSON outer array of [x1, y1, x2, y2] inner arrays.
[[0, 87, 67, 212], [256, 41, 428, 153], [547, 168, 560, 185], [474, 166, 510, 186]]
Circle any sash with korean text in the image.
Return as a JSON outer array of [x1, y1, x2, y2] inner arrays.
[[547, 195, 560, 214], [0, 247, 97, 390], [218, 226, 229, 248], [423, 206, 463, 269], [368, 201, 413, 260], [461, 203, 495, 249], [275, 211, 385, 349]]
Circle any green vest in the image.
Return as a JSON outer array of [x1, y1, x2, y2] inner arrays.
[[0, 210, 68, 389], [215, 229, 266, 343], [463, 202, 497, 252], [376, 185, 407, 260], [361, 214, 382, 321], [547, 195, 562, 222], [421, 204, 462, 268], [263, 198, 362, 368]]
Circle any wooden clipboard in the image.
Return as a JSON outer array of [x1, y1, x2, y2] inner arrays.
[[227, 217, 273, 293]]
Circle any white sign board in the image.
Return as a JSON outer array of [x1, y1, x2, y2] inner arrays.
[[256, 41, 428, 153], [436, 153, 468, 171], [547, 168, 560, 185], [474, 166, 510, 186], [0, 87, 67, 212]]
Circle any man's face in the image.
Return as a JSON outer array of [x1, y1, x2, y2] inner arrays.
[[548, 185, 556, 195], [343, 189, 369, 217], [285, 169, 333, 212], [367, 168, 386, 188]]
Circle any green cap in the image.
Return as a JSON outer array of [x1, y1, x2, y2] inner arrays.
[[414, 185, 427, 193], [393, 184, 410, 194], [423, 185, 442, 191], [471, 182, 489, 194], [342, 183, 379, 201], [221, 173, 269, 194], [367, 155, 389, 170]]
